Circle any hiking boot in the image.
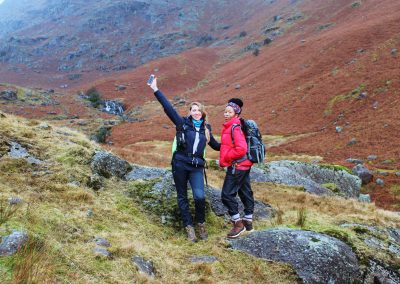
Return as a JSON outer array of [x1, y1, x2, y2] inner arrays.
[[185, 225, 197, 242], [243, 219, 254, 232], [197, 223, 208, 240], [227, 220, 245, 239]]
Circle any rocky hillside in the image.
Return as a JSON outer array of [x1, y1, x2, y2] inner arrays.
[[0, 0, 281, 88], [1, 111, 399, 283]]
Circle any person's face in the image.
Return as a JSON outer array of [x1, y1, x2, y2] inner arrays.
[[190, 105, 203, 121], [224, 106, 237, 121]]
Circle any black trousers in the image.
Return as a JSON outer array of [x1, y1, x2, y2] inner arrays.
[[221, 167, 254, 217], [172, 159, 205, 227]]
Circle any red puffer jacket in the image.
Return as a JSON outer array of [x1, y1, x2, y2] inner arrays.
[[219, 117, 253, 170]]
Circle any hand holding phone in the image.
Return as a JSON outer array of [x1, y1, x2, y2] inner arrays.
[[147, 74, 155, 86]]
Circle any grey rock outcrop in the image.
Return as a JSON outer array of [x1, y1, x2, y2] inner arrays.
[[253, 161, 361, 198], [125, 165, 169, 181], [93, 247, 111, 258], [0, 230, 28, 256], [132, 256, 156, 277], [340, 224, 400, 259], [363, 259, 400, 284], [346, 158, 363, 164], [352, 164, 373, 185], [8, 142, 43, 165], [189, 255, 218, 263], [0, 89, 17, 101], [230, 228, 361, 283], [90, 151, 132, 178], [102, 100, 125, 116]]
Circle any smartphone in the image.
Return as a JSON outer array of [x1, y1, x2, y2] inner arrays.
[[147, 74, 155, 85]]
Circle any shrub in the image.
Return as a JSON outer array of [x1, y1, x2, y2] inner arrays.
[[296, 207, 307, 228], [12, 237, 51, 283], [91, 126, 111, 144], [253, 48, 260, 56], [239, 31, 247, 38], [85, 88, 102, 108]]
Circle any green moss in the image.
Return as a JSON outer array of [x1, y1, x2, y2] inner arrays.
[[56, 146, 92, 166], [352, 226, 370, 234], [323, 228, 351, 243], [324, 85, 366, 116], [317, 22, 335, 31], [319, 164, 353, 175], [322, 183, 339, 192]]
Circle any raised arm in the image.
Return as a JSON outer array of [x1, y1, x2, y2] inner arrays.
[[149, 77, 184, 126]]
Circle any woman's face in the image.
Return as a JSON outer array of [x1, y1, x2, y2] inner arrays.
[[224, 106, 237, 121], [190, 104, 203, 121]]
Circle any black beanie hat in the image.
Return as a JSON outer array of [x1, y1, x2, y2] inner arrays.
[[228, 98, 243, 113]]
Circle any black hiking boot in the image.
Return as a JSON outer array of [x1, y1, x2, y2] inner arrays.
[[242, 219, 254, 232]]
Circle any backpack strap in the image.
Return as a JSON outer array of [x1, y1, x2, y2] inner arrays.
[[230, 123, 247, 165], [231, 124, 240, 145]]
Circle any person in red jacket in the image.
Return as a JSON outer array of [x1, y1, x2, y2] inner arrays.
[[220, 98, 255, 238]]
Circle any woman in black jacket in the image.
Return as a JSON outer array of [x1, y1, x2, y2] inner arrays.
[[148, 76, 220, 242]]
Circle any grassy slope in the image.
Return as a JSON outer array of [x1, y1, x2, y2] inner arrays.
[[0, 112, 399, 283]]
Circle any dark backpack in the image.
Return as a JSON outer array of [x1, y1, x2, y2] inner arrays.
[[231, 118, 265, 163]]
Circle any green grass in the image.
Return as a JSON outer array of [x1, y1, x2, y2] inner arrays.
[[324, 84, 366, 116]]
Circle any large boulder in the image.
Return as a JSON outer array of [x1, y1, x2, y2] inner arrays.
[[230, 228, 361, 284], [90, 151, 132, 178], [126, 165, 274, 226], [340, 224, 400, 258], [127, 171, 181, 226], [363, 259, 400, 284], [252, 161, 361, 198], [0, 230, 28, 256], [352, 164, 373, 185]]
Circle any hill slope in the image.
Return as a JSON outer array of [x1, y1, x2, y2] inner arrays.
[[1, 111, 399, 282]]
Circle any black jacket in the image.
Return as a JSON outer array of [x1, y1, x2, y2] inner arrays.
[[154, 90, 220, 167]]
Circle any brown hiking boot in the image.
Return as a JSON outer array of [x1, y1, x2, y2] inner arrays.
[[243, 219, 254, 232], [227, 220, 245, 239], [185, 225, 197, 242], [197, 223, 208, 240]]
